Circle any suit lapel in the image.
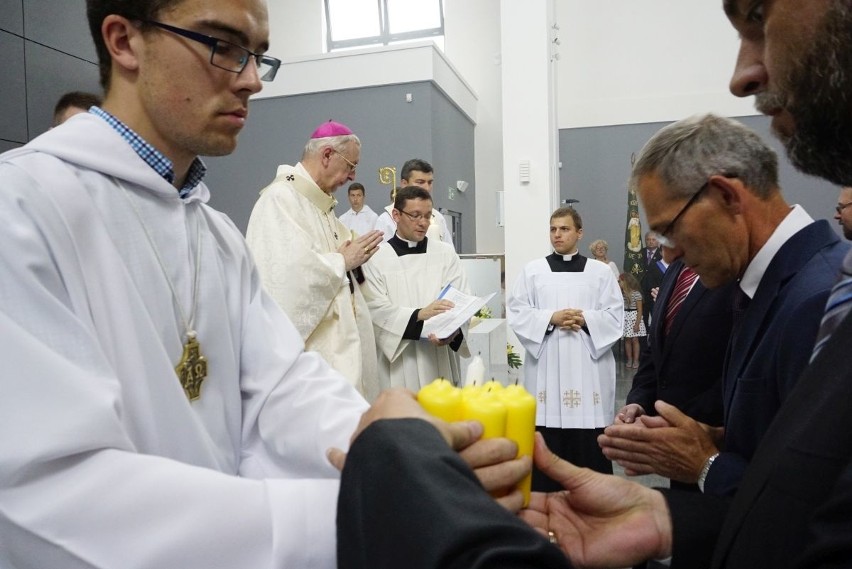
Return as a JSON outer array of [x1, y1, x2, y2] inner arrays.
[[723, 222, 836, 414], [655, 260, 681, 362], [665, 282, 706, 343], [722, 277, 778, 413], [712, 306, 852, 567]]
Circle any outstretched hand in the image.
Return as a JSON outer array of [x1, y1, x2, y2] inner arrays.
[[519, 433, 672, 567]]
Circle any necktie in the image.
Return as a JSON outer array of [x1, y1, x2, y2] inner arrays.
[[811, 252, 852, 359], [664, 266, 698, 335]]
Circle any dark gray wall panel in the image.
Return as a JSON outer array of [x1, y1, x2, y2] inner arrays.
[[0, 31, 27, 144], [430, 83, 476, 252], [25, 42, 100, 138], [559, 115, 842, 272], [559, 122, 660, 272], [0, 0, 24, 35], [204, 82, 449, 235], [23, 0, 95, 61]]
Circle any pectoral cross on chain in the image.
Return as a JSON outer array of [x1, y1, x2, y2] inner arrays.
[[175, 333, 208, 401]]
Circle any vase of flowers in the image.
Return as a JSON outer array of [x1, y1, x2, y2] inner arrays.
[[471, 305, 492, 329]]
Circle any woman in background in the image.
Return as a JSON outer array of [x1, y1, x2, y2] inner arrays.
[[589, 239, 619, 279]]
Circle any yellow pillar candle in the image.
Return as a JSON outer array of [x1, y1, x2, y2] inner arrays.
[[499, 384, 537, 506], [418, 378, 535, 507], [461, 387, 507, 439], [417, 378, 463, 422], [461, 381, 483, 399]]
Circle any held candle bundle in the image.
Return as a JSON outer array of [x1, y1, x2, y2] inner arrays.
[[417, 378, 536, 506]]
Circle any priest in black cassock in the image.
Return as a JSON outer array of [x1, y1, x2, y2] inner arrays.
[[362, 186, 470, 390]]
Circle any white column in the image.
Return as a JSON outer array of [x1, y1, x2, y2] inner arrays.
[[500, 0, 560, 289], [444, 0, 505, 255]]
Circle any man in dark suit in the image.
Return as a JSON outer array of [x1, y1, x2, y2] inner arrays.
[[638, 231, 662, 273], [638, 232, 665, 327], [526, 2, 852, 567], [835, 186, 852, 240], [599, 114, 848, 498], [336, 109, 852, 568], [617, 254, 735, 490], [666, 1, 852, 564]]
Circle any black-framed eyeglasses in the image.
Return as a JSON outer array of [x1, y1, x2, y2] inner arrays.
[[837, 201, 852, 214], [141, 20, 281, 82], [333, 149, 357, 173], [656, 181, 709, 249], [396, 209, 430, 222]]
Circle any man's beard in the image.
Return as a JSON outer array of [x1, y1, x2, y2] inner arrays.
[[778, 1, 852, 186]]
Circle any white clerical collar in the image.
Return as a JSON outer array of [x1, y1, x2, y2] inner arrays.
[[558, 250, 579, 261], [396, 234, 420, 248], [739, 204, 813, 299]]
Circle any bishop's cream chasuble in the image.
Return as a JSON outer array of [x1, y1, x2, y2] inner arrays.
[[247, 163, 379, 400]]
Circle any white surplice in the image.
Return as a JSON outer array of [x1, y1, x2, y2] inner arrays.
[[246, 163, 379, 401], [508, 257, 624, 428], [0, 114, 368, 569], [338, 204, 379, 236], [362, 238, 470, 390], [374, 204, 453, 246]]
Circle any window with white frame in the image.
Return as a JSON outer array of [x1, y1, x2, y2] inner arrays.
[[324, 0, 444, 52]]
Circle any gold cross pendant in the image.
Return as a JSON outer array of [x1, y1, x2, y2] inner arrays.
[[175, 334, 208, 401]]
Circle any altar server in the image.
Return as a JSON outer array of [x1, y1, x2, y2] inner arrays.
[[508, 207, 623, 486], [374, 158, 454, 246], [0, 1, 378, 566], [339, 182, 379, 236]]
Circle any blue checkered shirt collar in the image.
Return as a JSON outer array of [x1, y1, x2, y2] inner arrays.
[[89, 106, 207, 198]]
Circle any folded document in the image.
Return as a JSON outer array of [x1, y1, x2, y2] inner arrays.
[[421, 284, 496, 340]]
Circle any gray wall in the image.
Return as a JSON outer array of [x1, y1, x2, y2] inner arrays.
[[430, 84, 476, 252], [559, 115, 842, 271], [204, 82, 477, 252], [0, 0, 99, 147]]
